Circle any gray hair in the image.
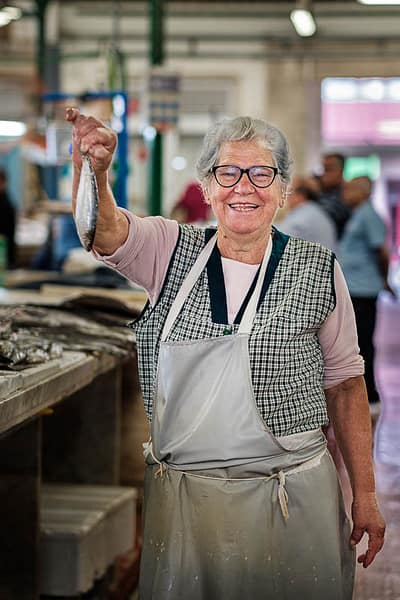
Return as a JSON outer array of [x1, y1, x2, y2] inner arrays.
[[196, 116, 292, 191]]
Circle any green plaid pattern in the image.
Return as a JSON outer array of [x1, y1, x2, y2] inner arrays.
[[132, 225, 336, 437]]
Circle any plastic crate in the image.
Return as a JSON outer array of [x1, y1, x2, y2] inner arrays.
[[40, 484, 138, 596], [40, 507, 106, 596]]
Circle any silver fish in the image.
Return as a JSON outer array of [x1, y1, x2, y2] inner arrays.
[[75, 153, 99, 251]]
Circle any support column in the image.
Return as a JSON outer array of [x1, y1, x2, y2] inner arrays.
[[147, 0, 164, 216]]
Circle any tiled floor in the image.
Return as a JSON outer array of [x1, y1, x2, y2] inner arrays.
[[352, 293, 400, 599]]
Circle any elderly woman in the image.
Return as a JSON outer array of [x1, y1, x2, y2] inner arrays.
[[66, 110, 385, 600]]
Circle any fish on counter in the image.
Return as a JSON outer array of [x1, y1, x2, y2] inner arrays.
[[0, 303, 136, 369], [0, 332, 63, 368], [75, 153, 99, 251]]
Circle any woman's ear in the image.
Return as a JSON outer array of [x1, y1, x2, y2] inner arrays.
[[279, 186, 287, 208], [202, 186, 211, 205]]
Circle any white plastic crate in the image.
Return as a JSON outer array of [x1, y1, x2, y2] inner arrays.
[[41, 484, 137, 570], [40, 507, 107, 596]]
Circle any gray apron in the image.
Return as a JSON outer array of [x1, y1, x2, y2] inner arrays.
[[139, 233, 355, 600]]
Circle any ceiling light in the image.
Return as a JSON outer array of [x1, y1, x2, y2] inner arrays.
[[358, 0, 400, 4], [290, 1, 317, 37], [0, 4, 22, 27], [0, 12, 11, 26], [2, 6, 22, 20]]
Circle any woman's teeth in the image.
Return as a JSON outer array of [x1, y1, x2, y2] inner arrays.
[[229, 203, 258, 211]]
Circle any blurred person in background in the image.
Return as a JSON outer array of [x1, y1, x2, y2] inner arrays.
[[339, 176, 391, 415], [318, 153, 351, 239], [0, 168, 16, 268], [278, 175, 337, 251], [66, 109, 385, 600], [171, 180, 211, 224]]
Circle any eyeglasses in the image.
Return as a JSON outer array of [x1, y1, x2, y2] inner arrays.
[[210, 164, 279, 189]]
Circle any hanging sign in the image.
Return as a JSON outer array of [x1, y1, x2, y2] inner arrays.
[[147, 70, 181, 131]]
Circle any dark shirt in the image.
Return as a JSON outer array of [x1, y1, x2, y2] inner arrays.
[[317, 186, 351, 239], [0, 191, 16, 268]]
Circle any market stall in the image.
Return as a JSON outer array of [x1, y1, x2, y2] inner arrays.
[[0, 288, 148, 599]]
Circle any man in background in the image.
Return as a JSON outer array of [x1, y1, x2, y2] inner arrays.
[[0, 168, 16, 268], [318, 153, 351, 239], [278, 176, 337, 251], [339, 176, 391, 414]]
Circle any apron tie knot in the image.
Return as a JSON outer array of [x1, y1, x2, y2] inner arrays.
[[154, 462, 169, 479], [277, 470, 289, 521], [143, 438, 169, 479]]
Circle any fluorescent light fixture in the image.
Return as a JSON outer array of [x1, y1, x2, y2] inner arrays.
[[0, 120, 26, 137], [290, 8, 317, 37], [0, 12, 11, 26], [2, 6, 22, 19], [358, 1, 400, 5], [0, 5, 22, 26]]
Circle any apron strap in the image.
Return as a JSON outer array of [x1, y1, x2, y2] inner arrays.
[[238, 235, 273, 334], [161, 232, 218, 341], [161, 231, 273, 341]]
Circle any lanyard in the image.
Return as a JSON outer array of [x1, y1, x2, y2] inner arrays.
[[161, 232, 272, 341]]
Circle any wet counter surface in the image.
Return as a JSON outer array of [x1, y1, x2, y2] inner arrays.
[[0, 351, 120, 435]]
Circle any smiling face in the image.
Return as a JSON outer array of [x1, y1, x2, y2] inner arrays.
[[206, 140, 283, 246]]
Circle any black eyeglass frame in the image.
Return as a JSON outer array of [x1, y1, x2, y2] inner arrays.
[[209, 164, 280, 189]]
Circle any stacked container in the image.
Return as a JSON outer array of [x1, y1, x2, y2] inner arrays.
[[40, 484, 137, 596]]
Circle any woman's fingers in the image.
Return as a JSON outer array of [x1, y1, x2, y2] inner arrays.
[[357, 527, 385, 568], [80, 127, 117, 155], [65, 108, 117, 172], [65, 107, 79, 122], [351, 497, 386, 568]]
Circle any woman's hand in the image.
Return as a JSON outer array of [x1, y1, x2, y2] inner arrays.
[[351, 492, 386, 568], [325, 375, 386, 568], [65, 108, 117, 175], [65, 108, 128, 255]]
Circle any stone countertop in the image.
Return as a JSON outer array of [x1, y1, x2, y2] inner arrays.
[[0, 350, 126, 436]]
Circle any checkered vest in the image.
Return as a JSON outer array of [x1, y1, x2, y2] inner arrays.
[[132, 225, 336, 437]]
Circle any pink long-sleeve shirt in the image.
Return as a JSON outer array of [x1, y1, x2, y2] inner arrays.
[[94, 209, 364, 389]]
